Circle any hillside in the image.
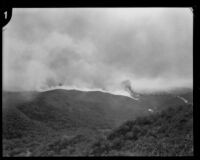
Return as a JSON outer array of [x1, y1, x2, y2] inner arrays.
[[9, 103, 192, 157], [88, 104, 193, 156], [3, 89, 188, 138], [2, 89, 193, 156]]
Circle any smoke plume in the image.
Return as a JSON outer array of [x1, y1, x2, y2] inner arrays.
[[121, 80, 140, 99], [3, 8, 193, 95]]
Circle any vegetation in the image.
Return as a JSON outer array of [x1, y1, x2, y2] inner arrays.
[[89, 104, 193, 156], [3, 90, 193, 156]]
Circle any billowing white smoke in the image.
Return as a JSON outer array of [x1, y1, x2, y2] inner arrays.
[[3, 8, 193, 94], [121, 80, 140, 100]]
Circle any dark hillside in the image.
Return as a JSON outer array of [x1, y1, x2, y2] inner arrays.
[[89, 104, 193, 156], [3, 105, 52, 139], [3, 89, 189, 139], [3, 89, 192, 156]]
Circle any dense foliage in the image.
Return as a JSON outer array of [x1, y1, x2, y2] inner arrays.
[[3, 104, 193, 156], [89, 104, 193, 156]]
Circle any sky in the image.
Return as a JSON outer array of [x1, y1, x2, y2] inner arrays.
[[3, 8, 193, 95]]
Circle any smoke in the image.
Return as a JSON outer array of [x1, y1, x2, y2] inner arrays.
[[3, 8, 193, 94], [121, 80, 137, 97], [121, 79, 142, 100]]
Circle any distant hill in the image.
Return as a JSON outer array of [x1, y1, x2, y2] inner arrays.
[[3, 89, 190, 139]]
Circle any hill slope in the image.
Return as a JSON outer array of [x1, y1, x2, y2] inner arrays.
[[3, 89, 189, 139], [89, 104, 193, 156], [2, 89, 193, 156]]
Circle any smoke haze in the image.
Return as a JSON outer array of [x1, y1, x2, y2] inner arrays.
[[3, 8, 193, 94]]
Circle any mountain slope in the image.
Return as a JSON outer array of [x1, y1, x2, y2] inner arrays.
[[3, 89, 189, 139], [89, 104, 193, 156], [2, 89, 193, 156]]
